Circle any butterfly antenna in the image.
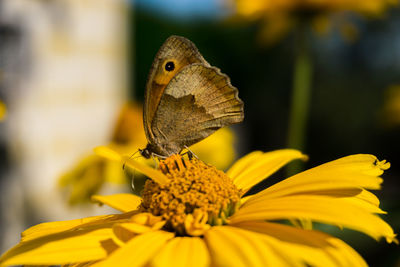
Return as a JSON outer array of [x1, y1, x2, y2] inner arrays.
[[130, 170, 136, 190], [123, 153, 143, 190], [123, 150, 140, 170]]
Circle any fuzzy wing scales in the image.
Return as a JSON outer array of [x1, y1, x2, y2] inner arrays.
[[143, 36, 209, 144], [150, 64, 244, 155]]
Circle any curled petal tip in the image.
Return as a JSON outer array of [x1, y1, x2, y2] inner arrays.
[[375, 159, 390, 170]]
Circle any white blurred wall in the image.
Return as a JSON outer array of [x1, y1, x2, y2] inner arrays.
[[0, 0, 129, 252]]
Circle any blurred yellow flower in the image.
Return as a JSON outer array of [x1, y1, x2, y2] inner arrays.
[[59, 103, 147, 204], [190, 126, 237, 171], [0, 100, 6, 121], [2, 148, 396, 266], [59, 102, 238, 204], [382, 85, 400, 127], [235, 0, 397, 17], [231, 0, 398, 43]]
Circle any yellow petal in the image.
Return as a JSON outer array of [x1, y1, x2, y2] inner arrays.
[[342, 189, 385, 214], [204, 226, 289, 266], [227, 149, 307, 194], [240, 195, 252, 204], [326, 238, 368, 267], [151, 237, 210, 267], [58, 155, 100, 187], [226, 151, 264, 178], [58, 155, 106, 205], [231, 195, 397, 243], [94, 146, 122, 162], [249, 154, 387, 201], [21, 212, 135, 242], [247, 188, 385, 214], [92, 194, 142, 212], [112, 224, 146, 246], [231, 221, 367, 267], [112, 218, 166, 243], [353, 189, 381, 208], [123, 156, 168, 185], [130, 212, 164, 226], [314, 154, 389, 175], [104, 160, 129, 184], [112, 213, 167, 244], [0, 228, 114, 266], [111, 224, 137, 245], [190, 127, 236, 170], [92, 231, 174, 267], [95, 146, 168, 185]]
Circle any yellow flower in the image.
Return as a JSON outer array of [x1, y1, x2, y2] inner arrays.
[[59, 102, 237, 204], [1, 148, 397, 266], [231, 0, 398, 44], [235, 0, 397, 18], [59, 102, 147, 204], [190, 127, 237, 170], [0, 100, 6, 121], [382, 85, 400, 127]]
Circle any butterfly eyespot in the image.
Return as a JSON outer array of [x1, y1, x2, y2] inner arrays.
[[164, 61, 175, 72]]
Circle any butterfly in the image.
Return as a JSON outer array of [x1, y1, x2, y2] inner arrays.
[[140, 35, 244, 159]]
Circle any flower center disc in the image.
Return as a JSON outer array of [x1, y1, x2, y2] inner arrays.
[[140, 155, 241, 236]]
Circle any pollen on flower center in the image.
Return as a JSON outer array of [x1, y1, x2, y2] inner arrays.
[[140, 154, 241, 236]]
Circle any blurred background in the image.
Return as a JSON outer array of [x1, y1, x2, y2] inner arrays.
[[0, 0, 399, 266]]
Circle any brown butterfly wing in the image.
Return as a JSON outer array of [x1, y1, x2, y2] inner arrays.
[[144, 36, 210, 144], [148, 64, 244, 157]]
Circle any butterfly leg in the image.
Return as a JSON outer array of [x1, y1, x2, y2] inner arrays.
[[150, 155, 159, 168], [183, 145, 199, 160]]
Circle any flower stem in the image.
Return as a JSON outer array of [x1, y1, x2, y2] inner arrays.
[[286, 24, 313, 176]]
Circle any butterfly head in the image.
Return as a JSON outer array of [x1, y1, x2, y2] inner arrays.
[[139, 147, 152, 159]]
